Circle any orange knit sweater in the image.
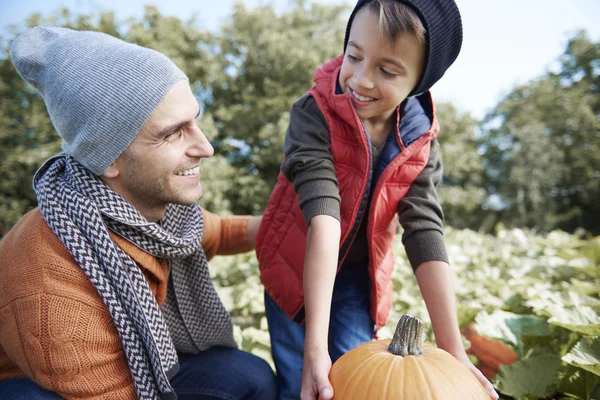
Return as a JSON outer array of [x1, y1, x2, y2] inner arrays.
[[0, 208, 251, 399]]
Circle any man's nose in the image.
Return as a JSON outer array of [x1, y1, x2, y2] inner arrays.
[[187, 126, 214, 158]]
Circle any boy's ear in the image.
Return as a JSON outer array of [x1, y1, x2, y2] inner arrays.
[[101, 162, 120, 179]]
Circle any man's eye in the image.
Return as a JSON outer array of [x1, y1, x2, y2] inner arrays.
[[165, 129, 183, 141]]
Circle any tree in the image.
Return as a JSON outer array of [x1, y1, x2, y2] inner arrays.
[[435, 102, 487, 230], [0, 2, 351, 234], [0, 6, 220, 234], [207, 0, 349, 214], [481, 31, 600, 233]]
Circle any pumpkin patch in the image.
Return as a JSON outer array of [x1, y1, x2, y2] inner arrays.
[[212, 228, 600, 399]]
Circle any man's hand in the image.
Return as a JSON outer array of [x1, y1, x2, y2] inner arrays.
[[300, 349, 333, 400], [453, 352, 499, 399]]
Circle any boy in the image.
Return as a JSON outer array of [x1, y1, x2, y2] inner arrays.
[[256, 0, 498, 399]]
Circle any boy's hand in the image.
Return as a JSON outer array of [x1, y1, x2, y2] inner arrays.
[[301, 349, 333, 400], [453, 352, 499, 399]]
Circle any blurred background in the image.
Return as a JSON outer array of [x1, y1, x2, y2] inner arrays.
[[0, 1, 599, 399], [1, 0, 599, 235]]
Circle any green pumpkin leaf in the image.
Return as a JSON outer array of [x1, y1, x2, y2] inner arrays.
[[546, 305, 600, 336], [474, 310, 550, 348], [527, 291, 600, 310], [563, 337, 600, 377], [556, 365, 600, 400], [495, 354, 563, 398]]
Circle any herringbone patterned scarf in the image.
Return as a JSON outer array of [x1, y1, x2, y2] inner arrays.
[[34, 154, 236, 399]]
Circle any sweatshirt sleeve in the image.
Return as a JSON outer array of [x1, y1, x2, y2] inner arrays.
[[0, 210, 136, 400], [201, 208, 251, 261], [398, 138, 449, 271], [280, 94, 341, 224], [0, 295, 137, 400]]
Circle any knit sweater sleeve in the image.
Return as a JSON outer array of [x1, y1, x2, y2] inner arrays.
[[201, 208, 251, 261], [281, 94, 341, 224], [0, 209, 137, 400], [398, 138, 449, 270]]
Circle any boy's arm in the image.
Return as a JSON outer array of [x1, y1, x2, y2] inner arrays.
[[397, 138, 448, 270], [281, 94, 341, 223], [415, 261, 498, 399], [282, 95, 340, 399], [200, 208, 261, 261], [302, 214, 340, 400], [398, 141, 498, 398]]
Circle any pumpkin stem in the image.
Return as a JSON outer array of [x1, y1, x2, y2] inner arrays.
[[388, 314, 423, 356]]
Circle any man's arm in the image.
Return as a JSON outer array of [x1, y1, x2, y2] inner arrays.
[[0, 210, 137, 399], [0, 294, 137, 400], [201, 208, 261, 261]]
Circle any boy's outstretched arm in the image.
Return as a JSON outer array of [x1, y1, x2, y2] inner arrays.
[[280, 95, 341, 399], [415, 261, 499, 399], [399, 139, 498, 399], [301, 215, 340, 400]]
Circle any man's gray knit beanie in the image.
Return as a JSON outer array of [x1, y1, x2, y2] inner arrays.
[[10, 26, 188, 175]]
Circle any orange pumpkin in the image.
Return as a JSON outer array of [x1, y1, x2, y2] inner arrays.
[[462, 322, 518, 378], [321, 315, 489, 400]]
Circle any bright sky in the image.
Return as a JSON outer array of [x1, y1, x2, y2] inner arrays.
[[1, 0, 599, 119]]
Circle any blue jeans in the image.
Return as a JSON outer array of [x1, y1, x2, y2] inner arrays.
[[0, 379, 63, 400], [0, 347, 277, 400], [265, 261, 375, 399], [172, 347, 277, 399]]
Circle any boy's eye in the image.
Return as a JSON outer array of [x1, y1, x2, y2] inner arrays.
[[346, 54, 359, 62], [380, 68, 397, 78]]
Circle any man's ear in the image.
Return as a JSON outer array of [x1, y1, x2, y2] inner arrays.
[[101, 162, 120, 179]]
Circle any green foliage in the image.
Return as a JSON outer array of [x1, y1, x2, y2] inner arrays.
[[207, 0, 349, 214], [495, 354, 564, 399], [482, 31, 600, 234], [563, 337, 600, 376], [1, 4, 599, 238], [211, 227, 600, 399], [436, 102, 488, 229], [0, 5, 215, 234], [1, 6, 599, 397]]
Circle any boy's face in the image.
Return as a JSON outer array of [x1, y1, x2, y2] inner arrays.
[[104, 80, 214, 222], [339, 8, 425, 125]]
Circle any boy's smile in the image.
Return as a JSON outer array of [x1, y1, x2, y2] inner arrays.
[[349, 87, 377, 105], [338, 7, 425, 133]]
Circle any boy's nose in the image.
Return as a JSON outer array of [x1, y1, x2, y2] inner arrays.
[[354, 68, 375, 90]]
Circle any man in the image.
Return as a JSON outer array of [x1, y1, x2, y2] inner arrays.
[[0, 26, 277, 399]]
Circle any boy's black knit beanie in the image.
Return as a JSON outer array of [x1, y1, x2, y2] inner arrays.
[[343, 0, 463, 96]]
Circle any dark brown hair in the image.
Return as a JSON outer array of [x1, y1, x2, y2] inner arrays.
[[366, 0, 426, 44]]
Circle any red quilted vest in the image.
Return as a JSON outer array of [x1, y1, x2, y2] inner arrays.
[[256, 55, 439, 330]]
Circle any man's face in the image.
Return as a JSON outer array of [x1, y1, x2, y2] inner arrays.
[[105, 80, 214, 222]]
